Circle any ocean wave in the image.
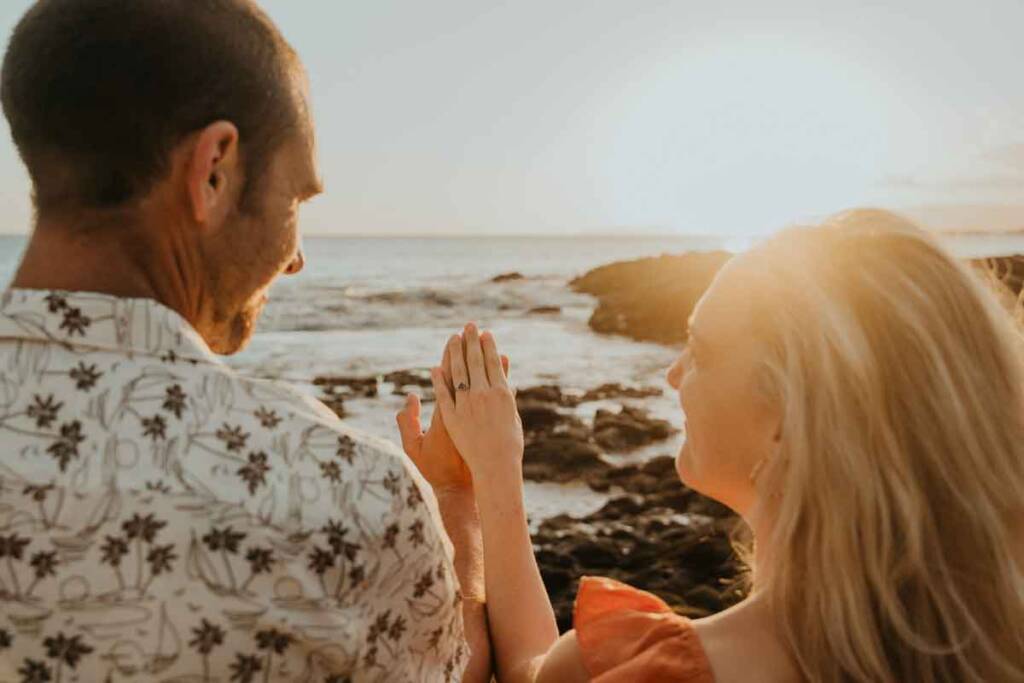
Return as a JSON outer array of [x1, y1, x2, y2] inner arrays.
[[258, 275, 593, 332]]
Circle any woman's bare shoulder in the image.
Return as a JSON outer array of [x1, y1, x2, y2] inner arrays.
[[691, 596, 802, 683]]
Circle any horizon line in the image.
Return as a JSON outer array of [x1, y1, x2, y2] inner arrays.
[[0, 228, 1019, 239]]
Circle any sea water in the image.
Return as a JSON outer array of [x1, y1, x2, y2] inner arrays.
[[1, 231, 1022, 523]]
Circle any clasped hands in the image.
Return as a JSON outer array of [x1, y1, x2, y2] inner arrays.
[[396, 322, 524, 499]]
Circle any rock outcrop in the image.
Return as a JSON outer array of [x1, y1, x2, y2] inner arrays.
[[570, 252, 731, 344]]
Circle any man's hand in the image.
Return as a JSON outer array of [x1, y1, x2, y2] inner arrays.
[[397, 392, 473, 494]]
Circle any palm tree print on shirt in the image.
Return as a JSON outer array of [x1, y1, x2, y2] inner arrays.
[[42, 632, 94, 683], [255, 628, 293, 682], [122, 513, 167, 592], [189, 618, 226, 682], [0, 289, 468, 681], [242, 546, 275, 592], [202, 526, 247, 592], [0, 533, 32, 598]]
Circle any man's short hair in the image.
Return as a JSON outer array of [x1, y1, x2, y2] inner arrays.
[[1, 0, 302, 213]]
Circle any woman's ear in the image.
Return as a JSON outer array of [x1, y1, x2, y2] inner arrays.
[[186, 121, 241, 227]]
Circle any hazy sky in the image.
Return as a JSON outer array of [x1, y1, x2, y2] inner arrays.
[[1, 0, 1023, 235]]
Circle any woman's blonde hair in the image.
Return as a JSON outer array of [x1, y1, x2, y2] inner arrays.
[[747, 209, 1024, 681]]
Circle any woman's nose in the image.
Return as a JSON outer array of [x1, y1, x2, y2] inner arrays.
[[666, 357, 682, 389], [285, 249, 305, 275]]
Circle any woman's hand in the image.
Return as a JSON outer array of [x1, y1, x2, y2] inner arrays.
[[397, 332, 509, 495], [430, 323, 524, 486]]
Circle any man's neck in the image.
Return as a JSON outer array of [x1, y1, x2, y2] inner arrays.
[[10, 211, 202, 323]]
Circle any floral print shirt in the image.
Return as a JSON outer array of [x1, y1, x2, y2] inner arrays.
[[0, 290, 467, 683]]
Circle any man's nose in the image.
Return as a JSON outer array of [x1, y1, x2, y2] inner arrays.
[[285, 249, 305, 275]]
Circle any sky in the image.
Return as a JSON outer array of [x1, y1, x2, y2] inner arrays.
[[0, 0, 1023, 236]]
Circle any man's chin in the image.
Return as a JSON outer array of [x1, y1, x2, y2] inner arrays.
[[208, 306, 262, 355]]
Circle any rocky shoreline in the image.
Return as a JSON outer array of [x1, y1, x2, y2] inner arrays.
[[313, 367, 745, 630], [515, 381, 745, 630]]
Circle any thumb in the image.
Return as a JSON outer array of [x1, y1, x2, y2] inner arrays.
[[396, 393, 423, 454]]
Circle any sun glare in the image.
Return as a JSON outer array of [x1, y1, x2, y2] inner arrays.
[[600, 34, 905, 235]]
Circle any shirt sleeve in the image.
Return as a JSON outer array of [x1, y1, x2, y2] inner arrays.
[[573, 576, 715, 683], [346, 455, 469, 682]]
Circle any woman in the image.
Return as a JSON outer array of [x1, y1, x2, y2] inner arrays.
[[397, 209, 1024, 682]]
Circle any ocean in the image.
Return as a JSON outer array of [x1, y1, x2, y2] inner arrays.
[[2, 231, 1023, 523]]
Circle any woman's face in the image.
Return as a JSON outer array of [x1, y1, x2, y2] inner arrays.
[[665, 254, 781, 516]]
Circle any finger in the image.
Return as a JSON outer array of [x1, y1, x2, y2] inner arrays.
[[441, 335, 456, 396], [480, 331, 507, 388], [501, 354, 510, 379], [395, 393, 423, 455], [447, 334, 469, 395], [464, 322, 489, 388], [431, 367, 457, 425]]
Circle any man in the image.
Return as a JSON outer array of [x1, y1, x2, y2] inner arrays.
[[0, 1, 483, 680]]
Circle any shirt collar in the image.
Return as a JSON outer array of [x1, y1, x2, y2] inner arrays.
[[0, 288, 222, 365]]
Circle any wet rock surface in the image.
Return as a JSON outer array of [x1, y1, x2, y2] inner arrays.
[[516, 382, 663, 408], [532, 455, 746, 631], [312, 368, 438, 412], [516, 383, 677, 486], [383, 369, 435, 398], [570, 252, 731, 344], [492, 271, 526, 283], [312, 368, 746, 628], [592, 405, 677, 452], [513, 382, 744, 629], [312, 375, 379, 398]]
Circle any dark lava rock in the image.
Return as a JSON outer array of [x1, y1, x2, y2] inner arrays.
[[518, 401, 588, 437], [533, 484, 747, 632], [516, 385, 568, 405], [570, 252, 731, 344], [384, 369, 433, 391], [319, 392, 346, 418], [528, 306, 562, 315], [578, 383, 663, 403], [492, 271, 526, 283], [523, 436, 610, 484], [517, 382, 664, 409], [312, 375, 379, 398], [592, 405, 677, 452]]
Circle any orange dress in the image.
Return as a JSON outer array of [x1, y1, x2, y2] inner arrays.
[[574, 576, 716, 682]]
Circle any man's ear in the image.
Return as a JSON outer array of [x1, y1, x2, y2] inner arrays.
[[187, 121, 241, 227]]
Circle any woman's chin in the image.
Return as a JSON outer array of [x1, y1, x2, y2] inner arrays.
[[675, 441, 694, 486]]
